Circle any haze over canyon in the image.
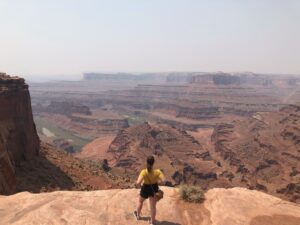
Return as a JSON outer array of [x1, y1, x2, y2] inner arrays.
[[1, 71, 300, 225]]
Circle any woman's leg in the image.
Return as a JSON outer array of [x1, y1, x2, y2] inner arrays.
[[149, 196, 157, 224], [137, 196, 145, 217]]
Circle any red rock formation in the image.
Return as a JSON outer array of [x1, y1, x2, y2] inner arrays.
[[211, 105, 300, 202], [0, 73, 39, 194], [80, 122, 222, 188]]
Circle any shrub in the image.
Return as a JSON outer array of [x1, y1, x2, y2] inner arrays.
[[179, 185, 205, 203]]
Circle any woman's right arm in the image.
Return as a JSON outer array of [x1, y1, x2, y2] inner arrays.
[[157, 170, 166, 184], [135, 174, 143, 188]]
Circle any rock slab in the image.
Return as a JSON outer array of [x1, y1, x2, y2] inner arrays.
[[0, 187, 299, 225]]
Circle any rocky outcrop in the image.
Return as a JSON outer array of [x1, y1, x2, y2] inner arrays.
[[0, 73, 40, 195], [53, 139, 75, 153], [0, 187, 299, 225], [211, 105, 300, 202], [80, 123, 224, 188], [205, 187, 300, 225]]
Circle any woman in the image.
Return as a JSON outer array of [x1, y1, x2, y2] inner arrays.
[[133, 155, 165, 225]]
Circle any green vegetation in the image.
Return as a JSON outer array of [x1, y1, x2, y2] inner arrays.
[[127, 116, 146, 125], [179, 185, 205, 203], [34, 116, 91, 151], [120, 113, 146, 126]]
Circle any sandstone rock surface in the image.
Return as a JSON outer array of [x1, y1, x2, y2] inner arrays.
[[0, 187, 299, 225]]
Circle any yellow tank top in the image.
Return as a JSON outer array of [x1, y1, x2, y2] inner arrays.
[[139, 169, 164, 185]]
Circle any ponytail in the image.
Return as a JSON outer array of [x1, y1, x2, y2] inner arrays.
[[146, 155, 155, 173], [147, 164, 153, 172]]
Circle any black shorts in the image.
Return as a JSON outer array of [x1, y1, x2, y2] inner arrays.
[[140, 183, 159, 199]]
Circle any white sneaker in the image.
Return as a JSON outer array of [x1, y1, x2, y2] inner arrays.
[[133, 211, 140, 220], [149, 220, 155, 225]]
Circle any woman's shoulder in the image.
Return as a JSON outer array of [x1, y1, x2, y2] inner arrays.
[[140, 169, 147, 175], [154, 169, 163, 174]]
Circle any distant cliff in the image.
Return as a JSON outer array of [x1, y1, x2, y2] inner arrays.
[[0, 73, 39, 194], [189, 72, 300, 86], [33, 101, 92, 116], [83, 72, 164, 81], [189, 73, 241, 85]]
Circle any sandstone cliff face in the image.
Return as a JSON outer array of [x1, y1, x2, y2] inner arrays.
[[0, 73, 39, 194]]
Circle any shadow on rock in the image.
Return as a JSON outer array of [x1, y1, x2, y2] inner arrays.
[[15, 152, 75, 193], [139, 216, 151, 221], [157, 221, 181, 225]]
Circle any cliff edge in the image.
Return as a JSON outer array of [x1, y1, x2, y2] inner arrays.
[[0, 187, 299, 225], [0, 73, 39, 194]]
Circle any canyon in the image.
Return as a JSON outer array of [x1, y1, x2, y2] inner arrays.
[[27, 72, 300, 202], [78, 122, 222, 189], [1, 2, 300, 224], [0, 73, 126, 196], [30, 72, 300, 149], [0, 71, 299, 225], [79, 105, 300, 202]]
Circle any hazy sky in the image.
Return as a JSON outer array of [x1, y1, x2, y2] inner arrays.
[[0, 0, 299, 79]]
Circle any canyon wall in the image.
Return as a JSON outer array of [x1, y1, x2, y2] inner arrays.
[[33, 101, 92, 116], [211, 105, 300, 202], [0, 73, 39, 194]]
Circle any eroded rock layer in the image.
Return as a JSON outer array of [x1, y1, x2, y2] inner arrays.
[[80, 122, 225, 188], [211, 105, 300, 202]]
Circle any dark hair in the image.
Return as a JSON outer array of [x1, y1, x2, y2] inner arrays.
[[147, 155, 155, 172]]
